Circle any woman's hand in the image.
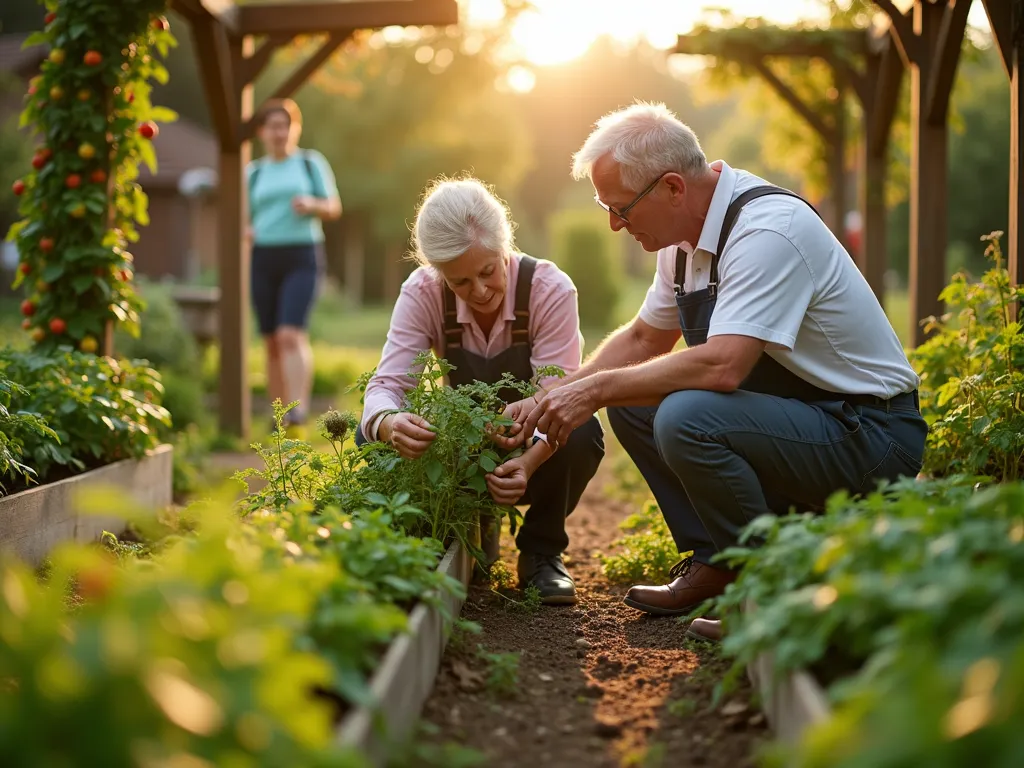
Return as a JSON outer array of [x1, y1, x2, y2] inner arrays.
[[380, 412, 436, 460], [291, 195, 318, 216], [489, 396, 538, 450], [486, 456, 531, 506]]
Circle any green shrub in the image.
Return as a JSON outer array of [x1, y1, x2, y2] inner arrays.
[[709, 477, 1024, 768], [0, 347, 170, 491], [911, 232, 1024, 482], [549, 208, 623, 330], [0, 499, 367, 767], [0, 375, 57, 494]]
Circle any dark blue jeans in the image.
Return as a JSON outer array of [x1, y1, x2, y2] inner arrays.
[[607, 391, 928, 565]]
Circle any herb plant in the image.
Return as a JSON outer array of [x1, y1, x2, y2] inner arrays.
[[912, 232, 1024, 481], [601, 499, 682, 585], [238, 353, 563, 562]]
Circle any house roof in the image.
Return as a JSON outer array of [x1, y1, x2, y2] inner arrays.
[[0, 34, 45, 76]]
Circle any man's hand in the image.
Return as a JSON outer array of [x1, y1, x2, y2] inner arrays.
[[523, 378, 600, 450], [486, 456, 530, 506], [488, 396, 538, 450], [380, 412, 436, 459], [291, 195, 318, 216]]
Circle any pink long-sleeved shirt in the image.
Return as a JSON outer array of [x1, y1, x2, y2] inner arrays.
[[360, 253, 583, 440]]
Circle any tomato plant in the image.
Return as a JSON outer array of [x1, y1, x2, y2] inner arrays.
[[5, 0, 178, 354], [912, 232, 1024, 482], [0, 346, 170, 493]]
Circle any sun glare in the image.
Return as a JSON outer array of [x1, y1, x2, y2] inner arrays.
[[465, 0, 836, 70]]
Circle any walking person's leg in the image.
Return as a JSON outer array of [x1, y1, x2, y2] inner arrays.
[[275, 245, 320, 424], [251, 246, 286, 429]]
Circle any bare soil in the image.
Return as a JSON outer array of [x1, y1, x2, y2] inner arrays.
[[418, 468, 769, 767]]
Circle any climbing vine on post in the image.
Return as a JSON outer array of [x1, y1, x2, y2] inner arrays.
[[6, 0, 177, 355]]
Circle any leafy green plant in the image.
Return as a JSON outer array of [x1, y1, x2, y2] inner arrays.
[[7, 0, 177, 353], [0, 346, 170, 490], [475, 645, 521, 697], [0, 499, 366, 767], [601, 500, 681, 585], [350, 352, 561, 553], [705, 476, 1024, 766], [0, 374, 57, 494], [238, 354, 562, 562], [912, 232, 1024, 481]]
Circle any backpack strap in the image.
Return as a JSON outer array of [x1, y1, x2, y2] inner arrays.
[[511, 255, 536, 347], [673, 184, 819, 296], [247, 159, 263, 202], [300, 150, 325, 198]]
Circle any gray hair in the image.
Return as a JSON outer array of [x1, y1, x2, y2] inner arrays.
[[411, 177, 515, 266], [571, 101, 709, 191]]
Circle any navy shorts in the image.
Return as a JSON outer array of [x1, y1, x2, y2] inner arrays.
[[250, 243, 322, 336]]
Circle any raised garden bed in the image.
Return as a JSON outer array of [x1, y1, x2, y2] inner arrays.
[[337, 539, 474, 766], [0, 444, 173, 567]]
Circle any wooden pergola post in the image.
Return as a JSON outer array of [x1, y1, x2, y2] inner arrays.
[[169, 0, 459, 438], [981, 0, 1024, 314], [873, 0, 971, 346]]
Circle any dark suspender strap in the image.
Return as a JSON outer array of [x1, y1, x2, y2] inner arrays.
[[673, 247, 687, 295], [511, 255, 536, 346], [442, 283, 462, 350], [707, 185, 820, 296]]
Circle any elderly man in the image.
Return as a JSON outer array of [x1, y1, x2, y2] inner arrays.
[[504, 102, 927, 635]]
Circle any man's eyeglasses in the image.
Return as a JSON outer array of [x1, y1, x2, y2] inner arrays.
[[593, 171, 671, 225]]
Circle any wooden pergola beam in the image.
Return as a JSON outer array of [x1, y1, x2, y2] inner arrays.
[[981, 0, 1024, 310], [981, 0, 1013, 78], [239, 32, 292, 86], [874, 0, 923, 65], [238, 0, 459, 36], [925, 0, 972, 125], [869, 32, 905, 150], [241, 31, 353, 141], [169, 0, 239, 35], [188, 12, 239, 146], [749, 57, 836, 141], [675, 30, 868, 60]]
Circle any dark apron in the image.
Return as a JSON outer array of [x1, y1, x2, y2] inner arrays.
[[442, 255, 537, 403], [675, 186, 875, 403]]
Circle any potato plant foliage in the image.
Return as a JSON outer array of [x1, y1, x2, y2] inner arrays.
[[237, 351, 563, 562]]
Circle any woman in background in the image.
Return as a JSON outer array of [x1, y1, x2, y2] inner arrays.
[[247, 98, 342, 428]]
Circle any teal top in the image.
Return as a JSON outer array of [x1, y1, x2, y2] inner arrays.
[[246, 149, 339, 246]]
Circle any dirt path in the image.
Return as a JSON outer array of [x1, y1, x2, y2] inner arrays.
[[418, 466, 768, 767]]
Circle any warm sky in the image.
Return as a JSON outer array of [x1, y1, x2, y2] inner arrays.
[[462, 0, 993, 70]]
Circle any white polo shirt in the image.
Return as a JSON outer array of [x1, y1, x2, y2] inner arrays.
[[638, 161, 920, 398]]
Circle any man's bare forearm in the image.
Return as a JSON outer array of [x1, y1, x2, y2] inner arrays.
[[545, 320, 670, 392]]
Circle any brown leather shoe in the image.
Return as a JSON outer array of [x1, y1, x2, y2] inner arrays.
[[685, 617, 723, 642], [623, 558, 736, 616]]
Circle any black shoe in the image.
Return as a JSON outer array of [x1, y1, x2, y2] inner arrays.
[[517, 551, 577, 605]]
